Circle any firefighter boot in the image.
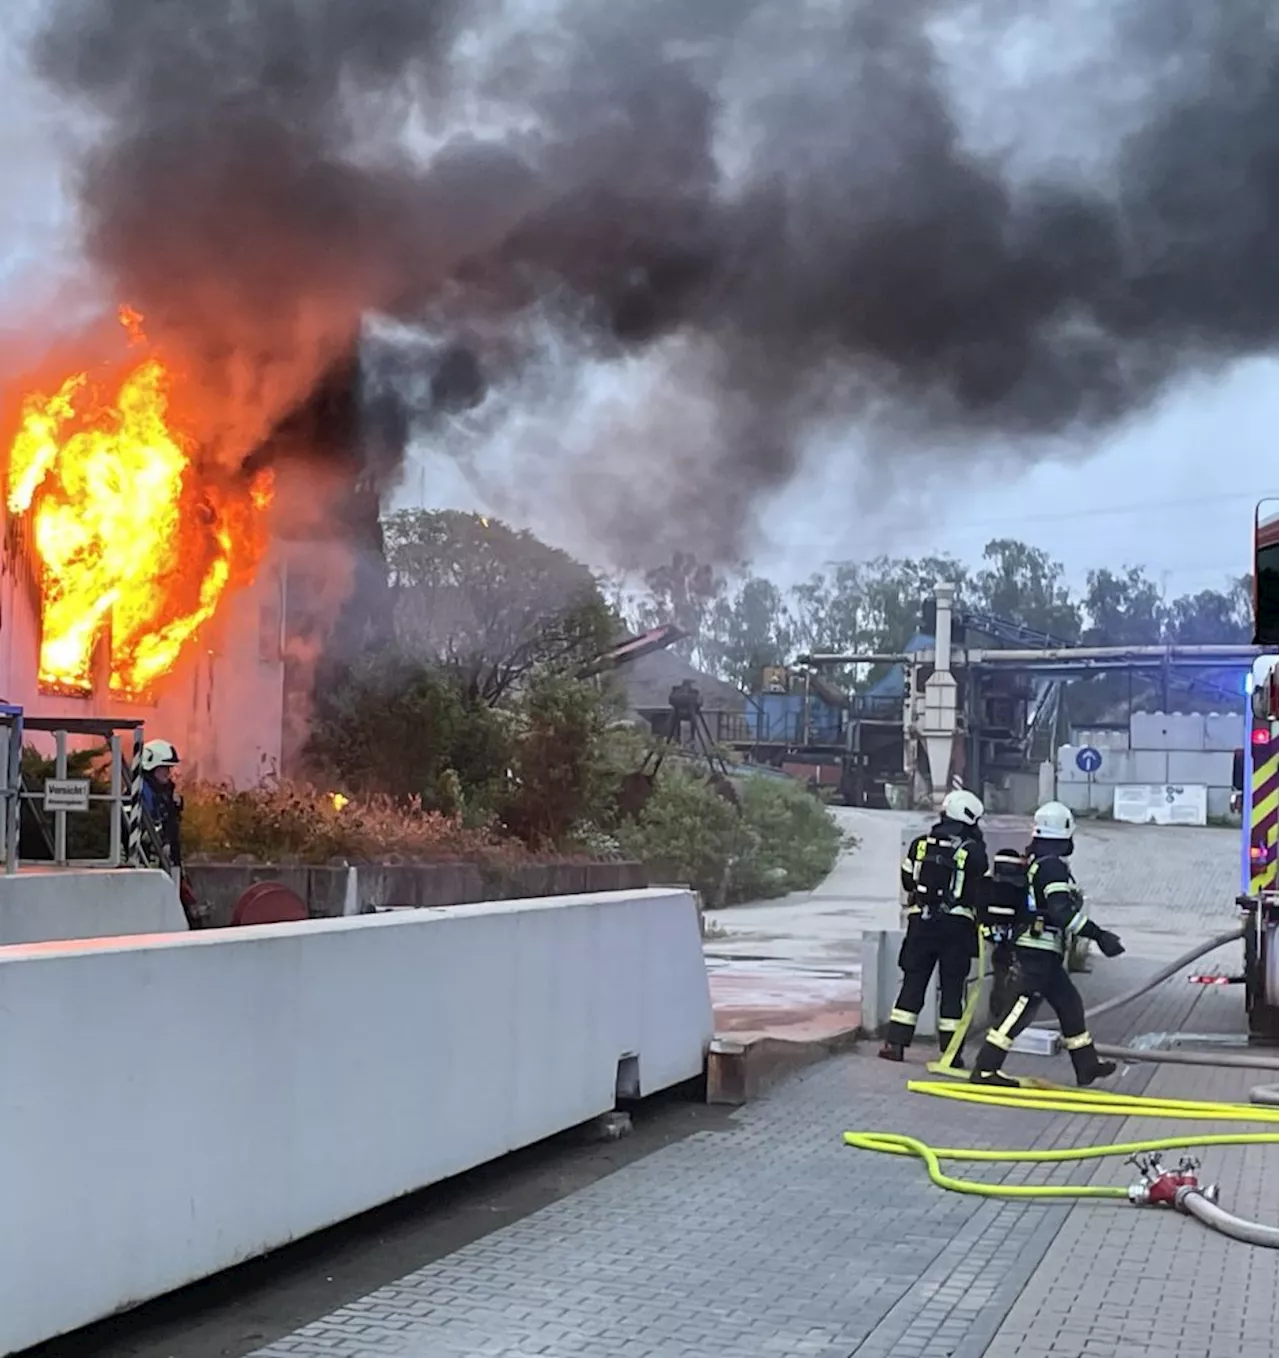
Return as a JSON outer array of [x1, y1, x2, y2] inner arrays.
[[968, 1042, 1019, 1088], [878, 1042, 905, 1063], [1069, 1043, 1117, 1087]]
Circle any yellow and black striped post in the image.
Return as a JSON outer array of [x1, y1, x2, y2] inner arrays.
[[1250, 726, 1278, 893]]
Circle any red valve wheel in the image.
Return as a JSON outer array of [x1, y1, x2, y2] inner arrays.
[[230, 880, 309, 927]]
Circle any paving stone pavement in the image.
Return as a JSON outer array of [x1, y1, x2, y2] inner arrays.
[[249, 822, 1276, 1358], [1069, 821, 1244, 962], [247, 1054, 1104, 1358], [251, 985, 1275, 1358], [982, 1056, 1279, 1358]]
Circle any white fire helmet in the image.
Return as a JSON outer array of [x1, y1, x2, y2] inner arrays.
[[141, 739, 181, 773], [941, 788, 984, 826], [1033, 800, 1075, 841]]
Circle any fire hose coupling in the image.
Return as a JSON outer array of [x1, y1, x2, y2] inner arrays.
[[1174, 1183, 1222, 1211], [1126, 1154, 1218, 1207]]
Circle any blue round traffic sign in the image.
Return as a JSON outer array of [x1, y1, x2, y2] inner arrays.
[[1076, 746, 1103, 774]]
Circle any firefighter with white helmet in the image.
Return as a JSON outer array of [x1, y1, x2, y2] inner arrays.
[[139, 739, 195, 915], [141, 738, 180, 774], [970, 800, 1126, 1088], [880, 787, 988, 1066]]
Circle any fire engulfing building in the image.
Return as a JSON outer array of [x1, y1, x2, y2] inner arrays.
[[0, 341, 395, 787]]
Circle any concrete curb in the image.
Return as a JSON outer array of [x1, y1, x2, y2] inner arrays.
[[705, 1027, 861, 1105]]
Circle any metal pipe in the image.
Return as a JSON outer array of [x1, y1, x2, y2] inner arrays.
[[933, 582, 955, 675], [126, 726, 144, 866], [799, 652, 918, 666], [802, 643, 1263, 667], [54, 728, 67, 866], [1175, 1187, 1279, 1248], [968, 644, 1263, 664], [4, 707, 23, 875], [108, 734, 123, 866], [0, 724, 10, 873]]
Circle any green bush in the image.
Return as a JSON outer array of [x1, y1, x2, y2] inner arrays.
[[614, 764, 846, 906], [732, 776, 845, 900], [182, 780, 513, 864], [304, 649, 512, 813], [615, 765, 751, 905], [305, 649, 627, 851], [501, 671, 613, 847]]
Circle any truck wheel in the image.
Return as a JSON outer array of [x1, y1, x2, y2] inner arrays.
[[1265, 919, 1280, 1009]]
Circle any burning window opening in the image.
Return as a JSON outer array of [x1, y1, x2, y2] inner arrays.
[[4, 309, 274, 701]]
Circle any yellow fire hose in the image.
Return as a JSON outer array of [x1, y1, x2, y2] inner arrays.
[[927, 929, 989, 1078], [846, 932, 1280, 1210], [927, 930, 1049, 1084], [840, 1128, 1278, 1200]]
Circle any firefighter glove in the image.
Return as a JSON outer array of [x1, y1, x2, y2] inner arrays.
[[1095, 929, 1124, 958]]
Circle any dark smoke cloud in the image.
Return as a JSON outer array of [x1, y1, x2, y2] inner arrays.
[[28, 0, 1279, 562]]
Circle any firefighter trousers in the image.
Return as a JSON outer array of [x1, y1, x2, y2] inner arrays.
[[972, 948, 1108, 1081], [884, 913, 977, 1050]]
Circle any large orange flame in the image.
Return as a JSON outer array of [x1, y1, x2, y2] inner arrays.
[[5, 310, 273, 697]]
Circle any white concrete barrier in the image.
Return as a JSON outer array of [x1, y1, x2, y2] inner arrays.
[[0, 887, 712, 1354], [0, 867, 186, 945]]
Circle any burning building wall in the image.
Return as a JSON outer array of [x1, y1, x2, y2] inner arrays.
[[0, 324, 392, 786]]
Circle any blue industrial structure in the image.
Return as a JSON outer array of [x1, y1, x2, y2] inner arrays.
[[742, 691, 844, 747], [733, 598, 1260, 810]]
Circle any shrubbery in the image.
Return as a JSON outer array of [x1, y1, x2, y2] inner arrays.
[[17, 659, 848, 899], [17, 505, 854, 893], [615, 764, 847, 906], [181, 781, 515, 864]]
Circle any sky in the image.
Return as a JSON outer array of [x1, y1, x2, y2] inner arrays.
[[1, 3, 1276, 604], [396, 353, 1277, 597]]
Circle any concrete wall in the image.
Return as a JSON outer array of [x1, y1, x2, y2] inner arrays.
[[1069, 712, 1243, 754], [0, 888, 712, 1354], [185, 859, 651, 927], [0, 868, 187, 945], [1129, 710, 1243, 753], [1058, 709, 1246, 818], [979, 770, 1042, 815]]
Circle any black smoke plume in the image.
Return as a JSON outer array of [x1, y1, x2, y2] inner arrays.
[[29, 0, 1279, 562]]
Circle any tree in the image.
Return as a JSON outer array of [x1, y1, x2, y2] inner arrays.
[[633, 550, 727, 671], [708, 575, 795, 690], [1163, 579, 1251, 644], [1082, 566, 1165, 645], [383, 509, 615, 702], [790, 563, 863, 655], [969, 539, 1082, 641], [855, 554, 971, 653]]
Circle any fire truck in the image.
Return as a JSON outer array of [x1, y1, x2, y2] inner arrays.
[[1239, 501, 1278, 1042]]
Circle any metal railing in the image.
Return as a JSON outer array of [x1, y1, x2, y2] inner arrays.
[[0, 709, 147, 874]]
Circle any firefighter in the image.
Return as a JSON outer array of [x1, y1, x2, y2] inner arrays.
[[140, 738, 183, 868], [970, 800, 1125, 1088], [140, 738, 200, 923], [879, 788, 988, 1067]]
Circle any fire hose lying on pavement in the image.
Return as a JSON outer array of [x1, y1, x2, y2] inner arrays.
[[843, 926, 1280, 1248]]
